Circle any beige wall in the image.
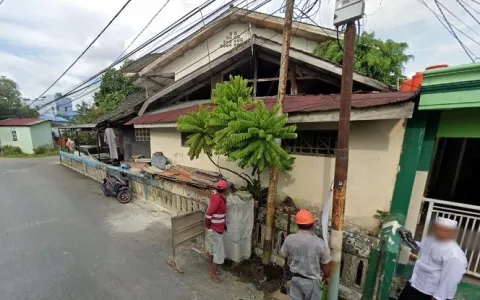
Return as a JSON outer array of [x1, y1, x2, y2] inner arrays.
[[150, 119, 406, 233], [161, 23, 320, 81]]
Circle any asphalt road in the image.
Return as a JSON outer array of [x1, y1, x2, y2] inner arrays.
[[0, 157, 260, 300]]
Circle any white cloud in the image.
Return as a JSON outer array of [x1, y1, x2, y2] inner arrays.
[[0, 0, 479, 107]]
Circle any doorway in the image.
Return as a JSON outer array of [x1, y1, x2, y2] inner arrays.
[[427, 138, 480, 206]]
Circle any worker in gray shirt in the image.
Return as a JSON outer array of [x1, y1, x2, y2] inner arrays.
[[280, 209, 332, 300]]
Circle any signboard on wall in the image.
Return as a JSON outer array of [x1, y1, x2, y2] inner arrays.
[[333, 0, 365, 27]]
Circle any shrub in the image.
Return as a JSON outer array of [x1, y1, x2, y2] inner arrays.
[[33, 144, 57, 155], [0, 145, 23, 155]]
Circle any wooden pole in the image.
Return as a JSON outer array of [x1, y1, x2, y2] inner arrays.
[[328, 21, 356, 300], [262, 0, 294, 264]]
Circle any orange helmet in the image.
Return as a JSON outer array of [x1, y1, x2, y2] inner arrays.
[[295, 209, 315, 225]]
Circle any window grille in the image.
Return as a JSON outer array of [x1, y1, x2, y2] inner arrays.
[[282, 130, 337, 156]]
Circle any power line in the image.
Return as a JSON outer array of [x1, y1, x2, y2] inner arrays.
[[114, 0, 171, 62], [418, 0, 476, 61], [68, 0, 221, 92], [42, 0, 220, 107], [434, 0, 475, 61], [36, 0, 264, 112], [31, 0, 134, 106], [438, 0, 480, 39], [457, 0, 480, 28]]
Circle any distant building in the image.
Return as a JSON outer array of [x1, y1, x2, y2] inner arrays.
[[30, 93, 77, 118], [0, 118, 53, 154]]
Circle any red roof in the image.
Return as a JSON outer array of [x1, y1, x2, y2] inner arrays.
[[0, 118, 45, 126], [126, 91, 417, 125]]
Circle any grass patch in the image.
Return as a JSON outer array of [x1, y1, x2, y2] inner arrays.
[[0, 144, 58, 158]]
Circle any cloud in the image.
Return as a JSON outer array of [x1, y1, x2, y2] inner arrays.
[[0, 0, 479, 107]]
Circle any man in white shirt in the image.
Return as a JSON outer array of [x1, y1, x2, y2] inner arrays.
[[398, 217, 468, 300]]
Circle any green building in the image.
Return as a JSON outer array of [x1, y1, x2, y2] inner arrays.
[[364, 63, 480, 300], [0, 118, 53, 154]]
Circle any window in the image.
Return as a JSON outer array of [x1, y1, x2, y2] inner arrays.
[[11, 130, 17, 141], [282, 130, 337, 156], [64, 107, 68, 112], [181, 132, 189, 147], [135, 128, 150, 142]]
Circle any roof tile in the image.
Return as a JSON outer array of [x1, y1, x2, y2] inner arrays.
[[126, 91, 417, 125], [0, 118, 45, 126]]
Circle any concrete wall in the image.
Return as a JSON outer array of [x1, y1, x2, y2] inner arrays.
[[150, 119, 406, 234], [161, 23, 320, 81], [0, 126, 33, 153], [59, 151, 209, 212], [30, 122, 53, 149], [122, 127, 151, 159], [59, 150, 380, 300]]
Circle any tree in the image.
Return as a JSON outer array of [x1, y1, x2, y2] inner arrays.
[[177, 76, 297, 199], [0, 76, 38, 119], [314, 32, 414, 87], [93, 60, 139, 112]]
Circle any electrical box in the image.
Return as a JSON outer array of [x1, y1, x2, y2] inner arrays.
[[333, 0, 365, 27]]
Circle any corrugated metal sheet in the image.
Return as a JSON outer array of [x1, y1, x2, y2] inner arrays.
[[142, 164, 222, 190], [127, 91, 417, 125]]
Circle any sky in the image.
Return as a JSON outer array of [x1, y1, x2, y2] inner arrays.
[[0, 0, 479, 107]]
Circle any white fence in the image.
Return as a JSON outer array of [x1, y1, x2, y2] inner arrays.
[[422, 198, 480, 278]]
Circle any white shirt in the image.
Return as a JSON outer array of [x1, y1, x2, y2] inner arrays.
[[410, 236, 467, 300]]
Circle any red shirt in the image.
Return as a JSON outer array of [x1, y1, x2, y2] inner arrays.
[[205, 193, 227, 233]]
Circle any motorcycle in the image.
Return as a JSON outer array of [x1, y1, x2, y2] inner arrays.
[[100, 172, 133, 204]]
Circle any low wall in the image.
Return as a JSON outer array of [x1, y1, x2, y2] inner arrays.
[[59, 151, 209, 213], [59, 151, 375, 300], [253, 208, 377, 300]]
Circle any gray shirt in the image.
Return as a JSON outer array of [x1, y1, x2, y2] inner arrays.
[[280, 230, 332, 280]]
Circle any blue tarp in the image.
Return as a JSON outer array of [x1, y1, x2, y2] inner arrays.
[[40, 114, 69, 122]]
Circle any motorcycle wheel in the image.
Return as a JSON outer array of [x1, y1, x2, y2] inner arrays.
[[116, 188, 132, 204]]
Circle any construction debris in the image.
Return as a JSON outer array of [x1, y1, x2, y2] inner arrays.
[[141, 164, 223, 189]]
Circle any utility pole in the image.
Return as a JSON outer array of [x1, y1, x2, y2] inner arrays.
[[328, 21, 356, 300], [327, 1, 365, 297], [262, 0, 295, 264]]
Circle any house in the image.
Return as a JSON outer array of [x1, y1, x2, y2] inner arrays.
[[371, 63, 480, 300], [122, 6, 413, 236], [75, 6, 425, 299], [0, 118, 53, 154]]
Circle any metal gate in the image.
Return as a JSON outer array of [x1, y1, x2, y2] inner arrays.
[[422, 198, 480, 278]]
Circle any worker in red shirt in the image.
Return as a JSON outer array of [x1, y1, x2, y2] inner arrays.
[[205, 179, 230, 283]]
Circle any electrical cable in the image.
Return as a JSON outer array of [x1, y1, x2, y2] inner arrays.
[[31, 0, 134, 106], [36, 0, 271, 112], [417, 0, 476, 61], [87, 0, 288, 122], [434, 0, 475, 61], [367, 0, 383, 16], [114, 0, 171, 62], [438, 0, 480, 39], [37, 0, 224, 109], [459, 0, 480, 16], [61, 0, 219, 99]]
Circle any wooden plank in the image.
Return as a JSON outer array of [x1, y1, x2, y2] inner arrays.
[[287, 102, 415, 123], [289, 65, 298, 95], [139, 43, 252, 115], [253, 50, 258, 97]]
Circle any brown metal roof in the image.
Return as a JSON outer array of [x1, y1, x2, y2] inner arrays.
[[126, 91, 417, 125], [0, 118, 47, 126]]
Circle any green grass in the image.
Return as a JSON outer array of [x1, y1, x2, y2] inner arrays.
[[0, 151, 58, 158]]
